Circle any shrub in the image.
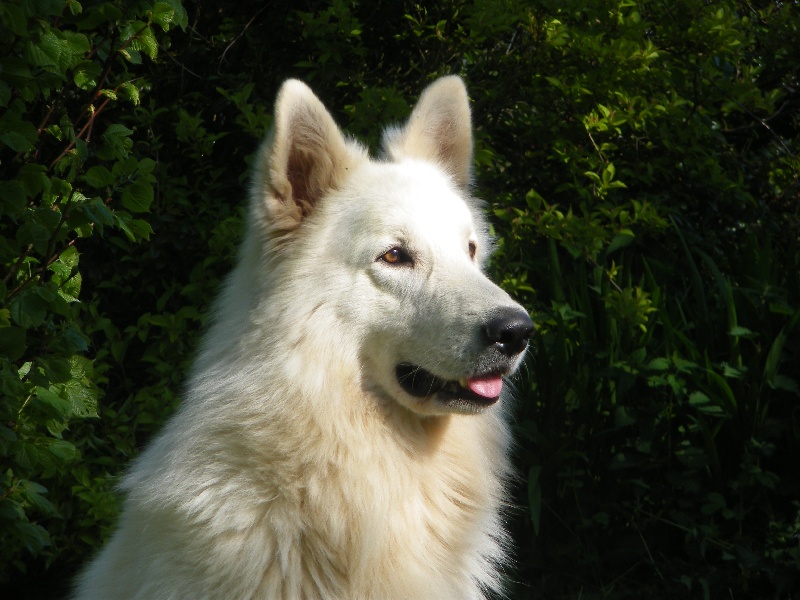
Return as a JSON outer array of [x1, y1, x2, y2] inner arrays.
[[0, 0, 187, 584]]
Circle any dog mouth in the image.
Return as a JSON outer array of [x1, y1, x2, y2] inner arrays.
[[395, 363, 505, 406]]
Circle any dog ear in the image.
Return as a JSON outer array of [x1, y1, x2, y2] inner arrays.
[[383, 76, 473, 190], [255, 80, 362, 234]]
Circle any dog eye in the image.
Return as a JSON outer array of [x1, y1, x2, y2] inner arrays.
[[468, 241, 476, 260], [379, 247, 413, 266]]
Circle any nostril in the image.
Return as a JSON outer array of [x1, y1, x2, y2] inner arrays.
[[484, 307, 534, 356]]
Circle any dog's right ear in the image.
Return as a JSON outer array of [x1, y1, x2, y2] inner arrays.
[[254, 80, 363, 236]]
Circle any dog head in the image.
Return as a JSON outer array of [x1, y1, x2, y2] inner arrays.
[[249, 77, 532, 416]]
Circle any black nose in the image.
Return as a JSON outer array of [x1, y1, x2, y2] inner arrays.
[[484, 307, 534, 356]]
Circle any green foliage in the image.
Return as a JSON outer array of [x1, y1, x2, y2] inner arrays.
[[0, 0, 187, 583], [464, 1, 800, 596], [2, 0, 798, 597]]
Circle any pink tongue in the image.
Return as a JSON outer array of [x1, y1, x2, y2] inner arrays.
[[466, 375, 503, 399]]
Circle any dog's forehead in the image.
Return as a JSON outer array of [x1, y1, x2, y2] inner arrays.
[[358, 159, 475, 231]]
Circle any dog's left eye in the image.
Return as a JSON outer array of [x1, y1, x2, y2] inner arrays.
[[468, 241, 477, 260], [379, 247, 413, 266]]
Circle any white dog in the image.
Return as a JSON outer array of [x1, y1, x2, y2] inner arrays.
[[73, 75, 533, 599]]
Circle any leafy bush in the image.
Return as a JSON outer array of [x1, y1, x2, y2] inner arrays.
[[0, 0, 187, 585], [468, 1, 800, 596], [1, 0, 797, 598]]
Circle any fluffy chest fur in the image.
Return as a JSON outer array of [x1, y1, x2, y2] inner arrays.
[[115, 375, 511, 600]]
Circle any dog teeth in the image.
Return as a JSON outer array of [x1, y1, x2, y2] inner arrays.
[[458, 377, 469, 389]]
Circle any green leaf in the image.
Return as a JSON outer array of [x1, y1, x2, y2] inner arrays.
[[58, 270, 81, 303], [64, 379, 98, 418], [162, 0, 189, 29], [606, 232, 635, 255], [0, 111, 37, 153], [25, 32, 60, 69], [137, 157, 157, 175], [58, 329, 89, 354], [15, 442, 39, 470], [18, 163, 49, 198], [119, 47, 142, 65], [1, 3, 28, 36], [84, 165, 114, 188], [35, 387, 72, 419], [61, 31, 90, 58], [0, 424, 17, 445], [689, 391, 726, 416], [584, 170, 601, 184], [722, 363, 746, 379], [728, 325, 755, 339], [103, 123, 134, 138], [16, 221, 49, 255], [101, 123, 133, 159], [59, 245, 80, 270], [121, 180, 154, 213], [23, 29, 87, 75], [18, 480, 58, 516], [151, 2, 176, 30], [47, 439, 80, 462], [770, 375, 799, 395], [43, 357, 72, 384], [10, 520, 51, 554], [123, 22, 158, 60], [115, 213, 153, 241], [81, 197, 115, 230], [9, 291, 49, 328], [119, 82, 141, 106], [73, 60, 102, 90]]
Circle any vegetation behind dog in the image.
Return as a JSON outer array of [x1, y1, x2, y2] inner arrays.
[[1, 0, 797, 598]]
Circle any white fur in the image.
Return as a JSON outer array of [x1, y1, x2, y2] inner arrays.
[[73, 76, 529, 600]]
